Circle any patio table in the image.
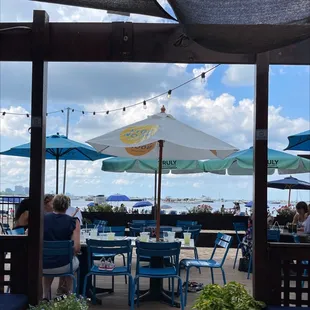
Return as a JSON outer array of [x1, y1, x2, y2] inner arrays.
[[78, 236, 194, 307]]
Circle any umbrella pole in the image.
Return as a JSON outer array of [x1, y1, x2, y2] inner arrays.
[[56, 157, 59, 194], [154, 170, 157, 220], [288, 187, 292, 207], [156, 141, 164, 241]]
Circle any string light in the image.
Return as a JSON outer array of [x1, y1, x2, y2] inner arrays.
[[0, 64, 220, 117], [201, 72, 206, 83]]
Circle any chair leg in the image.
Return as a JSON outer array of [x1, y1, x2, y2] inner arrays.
[[233, 244, 240, 269], [92, 275, 97, 305], [194, 247, 201, 274], [112, 276, 115, 292], [136, 276, 140, 307], [71, 275, 77, 294], [247, 254, 253, 280], [128, 274, 134, 309], [176, 276, 184, 310], [171, 277, 174, 306], [82, 273, 91, 298], [210, 268, 214, 284], [122, 254, 127, 284], [184, 267, 191, 307], [220, 267, 226, 285]]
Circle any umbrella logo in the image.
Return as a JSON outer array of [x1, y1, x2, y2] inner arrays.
[[125, 142, 156, 156], [120, 125, 159, 145]]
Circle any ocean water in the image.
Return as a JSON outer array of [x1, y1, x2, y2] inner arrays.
[[71, 199, 282, 215]]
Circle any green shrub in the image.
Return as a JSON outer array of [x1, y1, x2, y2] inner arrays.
[[30, 294, 88, 310], [193, 282, 265, 310]]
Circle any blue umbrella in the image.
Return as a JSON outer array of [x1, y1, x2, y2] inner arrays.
[[87, 202, 95, 207], [106, 194, 130, 202], [285, 130, 310, 151], [245, 201, 269, 208], [267, 176, 310, 206], [0, 133, 110, 193], [132, 201, 153, 208]]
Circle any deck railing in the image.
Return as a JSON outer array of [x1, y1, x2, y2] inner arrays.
[[268, 242, 310, 307]]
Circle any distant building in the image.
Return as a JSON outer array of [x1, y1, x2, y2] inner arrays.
[[5, 188, 13, 194], [14, 186, 25, 194], [24, 187, 29, 195]]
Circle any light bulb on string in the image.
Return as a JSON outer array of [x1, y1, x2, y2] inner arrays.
[[106, 111, 109, 115], [201, 72, 206, 83], [93, 112, 96, 115], [167, 90, 172, 99], [143, 100, 147, 109], [122, 107, 126, 115]]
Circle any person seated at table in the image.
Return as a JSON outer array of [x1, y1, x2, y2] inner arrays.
[[241, 217, 253, 258], [43, 194, 80, 299], [292, 201, 308, 229], [233, 203, 241, 216], [44, 194, 54, 214], [13, 198, 31, 231]]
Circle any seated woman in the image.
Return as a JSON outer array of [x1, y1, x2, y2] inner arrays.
[[44, 194, 54, 214], [241, 217, 253, 259], [13, 198, 31, 232], [292, 201, 308, 230], [43, 194, 80, 299]]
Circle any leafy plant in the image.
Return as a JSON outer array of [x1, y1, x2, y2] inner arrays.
[[86, 203, 113, 212], [193, 282, 265, 310], [276, 205, 296, 217], [30, 294, 88, 310], [188, 205, 212, 214]]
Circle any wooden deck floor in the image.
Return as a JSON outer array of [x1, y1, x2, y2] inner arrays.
[[50, 248, 252, 309]]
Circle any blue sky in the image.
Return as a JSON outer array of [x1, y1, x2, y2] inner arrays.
[[0, 0, 309, 201]]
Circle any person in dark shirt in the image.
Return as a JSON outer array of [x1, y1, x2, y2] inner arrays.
[[13, 198, 31, 232], [43, 194, 80, 299]]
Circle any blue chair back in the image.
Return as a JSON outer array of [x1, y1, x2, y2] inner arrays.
[[0, 223, 10, 234], [87, 239, 132, 271], [181, 225, 202, 244], [136, 241, 181, 271], [103, 226, 125, 236], [129, 226, 142, 237], [210, 233, 233, 266], [132, 220, 147, 225], [11, 228, 25, 235], [267, 229, 280, 242], [146, 220, 157, 226], [43, 240, 74, 274], [81, 224, 95, 229], [176, 220, 198, 227], [93, 220, 108, 226], [233, 222, 247, 244]]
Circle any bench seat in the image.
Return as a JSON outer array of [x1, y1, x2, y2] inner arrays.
[[0, 294, 28, 310]]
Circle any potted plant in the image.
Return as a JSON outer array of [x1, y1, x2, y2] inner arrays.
[[193, 282, 265, 310], [30, 294, 88, 310]]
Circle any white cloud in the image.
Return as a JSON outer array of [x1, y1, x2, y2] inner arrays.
[[112, 178, 131, 185], [222, 65, 255, 87]]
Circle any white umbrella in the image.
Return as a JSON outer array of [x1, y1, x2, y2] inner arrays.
[[87, 106, 238, 240]]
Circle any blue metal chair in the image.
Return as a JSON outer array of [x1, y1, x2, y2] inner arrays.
[[83, 239, 133, 308], [293, 234, 308, 287], [94, 226, 127, 284], [129, 225, 142, 237], [176, 220, 198, 227], [132, 220, 147, 225], [232, 222, 247, 269], [0, 223, 10, 235], [146, 220, 157, 226], [132, 241, 184, 310], [181, 225, 202, 273], [247, 229, 281, 279], [43, 240, 79, 299], [180, 233, 233, 306]]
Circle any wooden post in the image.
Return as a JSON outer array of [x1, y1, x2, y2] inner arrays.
[[252, 53, 270, 303], [156, 141, 164, 241], [28, 10, 49, 305]]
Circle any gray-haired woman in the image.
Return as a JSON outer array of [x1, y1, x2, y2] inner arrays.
[[43, 194, 80, 299]]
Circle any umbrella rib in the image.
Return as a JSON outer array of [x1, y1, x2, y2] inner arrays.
[[72, 148, 97, 161]]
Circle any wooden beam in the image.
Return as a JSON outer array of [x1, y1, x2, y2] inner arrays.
[[28, 10, 49, 305], [0, 22, 309, 64], [252, 53, 270, 303], [298, 154, 310, 160]]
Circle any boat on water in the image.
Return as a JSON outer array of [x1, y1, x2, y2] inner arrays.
[[94, 195, 106, 205], [130, 197, 145, 202], [201, 195, 214, 203]]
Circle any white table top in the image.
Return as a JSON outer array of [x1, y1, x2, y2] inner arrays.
[[81, 236, 195, 249]]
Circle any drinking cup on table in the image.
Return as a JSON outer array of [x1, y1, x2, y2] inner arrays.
[[107, 232, 115, 240], [163, 231, 169, 242], [183, 232, 191, 245], [167, 231, 175, 242], [90, 228, 98, 238], [140, 232, 150, 242]]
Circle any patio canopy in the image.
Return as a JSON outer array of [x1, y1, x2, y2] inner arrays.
[[285, 130, 310, 151], [33, 0, 310, 53]]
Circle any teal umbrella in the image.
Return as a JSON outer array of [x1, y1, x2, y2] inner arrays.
[[285, 130, 310, 151], [204, 147, 310, 175], [102, 157, 205, 207], [0, 133, 110, 193]]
